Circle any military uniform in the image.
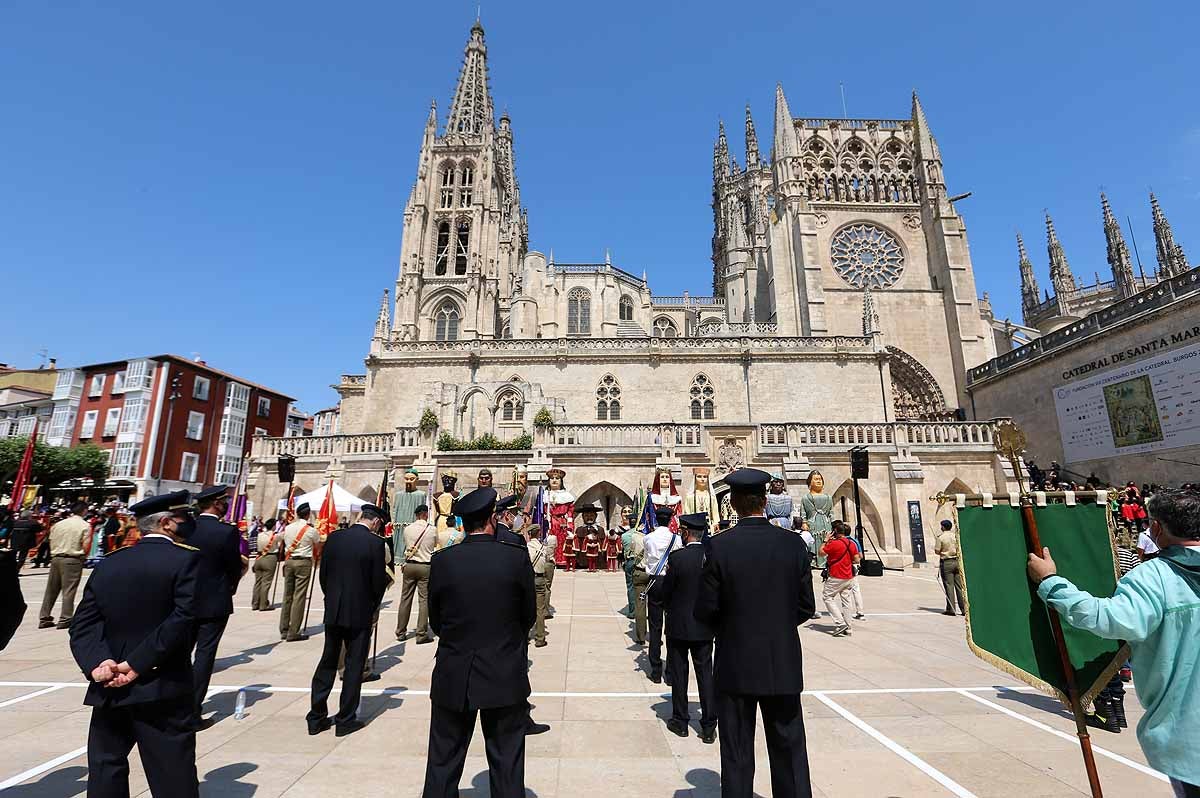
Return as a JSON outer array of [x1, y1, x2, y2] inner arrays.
[[643, 507, 682, 682], [695, 469, 816, 798], [397, 514, 435, 642], [526, 533, 550, 646], [934, 522, 965, 615], [307, 507, 389, 736], [279, 507, 320, 641], [657, 513, 717, 741], [188, 486, 245, 725], [68, 491, 201, 798], [423, 488, 536, 798], [252, 522, 282, 610]]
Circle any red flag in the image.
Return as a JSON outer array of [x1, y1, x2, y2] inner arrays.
[[316, 480, 338, 539], [284, 484, 297, 523], [8, 421, 38, 512]]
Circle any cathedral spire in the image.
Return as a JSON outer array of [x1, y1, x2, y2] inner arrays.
[[374, 289, 390, 338], [861, 286, 880, 337], [744, 104, 760, 167], [1045, 212, 1077, 296], [1150, 192, 1188, 278], [714, 120, 730, 182], [1101, 193, 1137, 297], [911, 91, 945, 202], [446, 21, 493, 137], [772, 84, 797, 161], [1016, 232, 1040, 314]]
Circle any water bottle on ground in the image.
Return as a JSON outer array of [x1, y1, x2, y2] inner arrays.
[[234, 689, 247, 720]]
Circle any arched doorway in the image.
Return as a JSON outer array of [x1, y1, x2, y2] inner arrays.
[[574, 481, 636, 530], [831, 479, 888, 550]]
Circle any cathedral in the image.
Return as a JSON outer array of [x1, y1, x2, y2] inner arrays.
[[249, 21, 1025, 565]]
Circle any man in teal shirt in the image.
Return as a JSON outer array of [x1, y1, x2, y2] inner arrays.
[[1028, 488, 1200, 796], [618, 507, 639, 618]]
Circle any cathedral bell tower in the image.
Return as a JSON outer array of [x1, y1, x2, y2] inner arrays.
[[391, 21, 528, 343]]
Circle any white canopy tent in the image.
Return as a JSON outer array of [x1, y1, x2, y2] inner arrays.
[[277, 482, 366, 513]]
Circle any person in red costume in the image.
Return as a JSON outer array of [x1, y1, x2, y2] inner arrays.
[[649, 468, 682, 533], [544, 468, 575, 568], [605, 525, 621, 572]]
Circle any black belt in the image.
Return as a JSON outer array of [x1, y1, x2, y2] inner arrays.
[[289, 556, 311, 561], [941, 556, 958, 560], [52, 554, 84, 559]]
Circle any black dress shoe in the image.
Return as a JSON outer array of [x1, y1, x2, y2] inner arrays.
[[38, 620, 55, 629], [362, 672, 381, 682], [287, 634, 310, 642], [942, 610, 956, 616], [650, 672, 662, 684], [525, 721, 551, 735], [308, 718, 332, 735], [700, 727, 717, 744], [335, 719, 366, 737], [415, 636, 434, 644], [666, 719, 688, 738]]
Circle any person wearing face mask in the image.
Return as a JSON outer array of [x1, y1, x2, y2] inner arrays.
[[1027, 487, 1200, 796], [306, 503, 390, 738], [68, 490, 202, 798]]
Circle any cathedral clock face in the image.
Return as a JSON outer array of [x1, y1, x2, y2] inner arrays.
[[830, 223, 905, 289]]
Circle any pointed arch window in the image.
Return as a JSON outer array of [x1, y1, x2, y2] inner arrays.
[[498, 390, 524, 422], [434, 301, 461, 341], [653, 317, 678, 338], [619, 295, 634, 321], [459, 163, 474, 207], [440, 165, 456, 209], [596, 374, 621, 420], [567, 288, 591, 335], [455, 219, 470, 275], [499, 318, 512, 339], [434, 221, 451, 276], [689, 373, 715, 420]]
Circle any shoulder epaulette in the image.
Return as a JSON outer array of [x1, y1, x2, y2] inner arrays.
[[498, 540, 526, 551], [173, 542, 200, 551]]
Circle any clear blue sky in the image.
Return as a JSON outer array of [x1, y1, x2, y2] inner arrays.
[[2, 1, 1196, 413]]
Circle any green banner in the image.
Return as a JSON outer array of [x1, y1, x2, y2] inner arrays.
[[957, 502, 1127, 706]]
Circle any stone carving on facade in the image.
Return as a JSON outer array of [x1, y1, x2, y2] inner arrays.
[[814, 212, 829, 228], [886, 345, 954, 421], [714, 436, 746, 477], [902, 213, 921, 231]]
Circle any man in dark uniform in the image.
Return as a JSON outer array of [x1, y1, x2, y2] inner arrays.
[[492, 493, 525, 546], [187, 485, 246, 730], [695, 468, 816, 798], [0, 547, 26, 650], [423, 487, 536, 798], [68, 491, 201, 798], [307, 503, 389, 737], [656, 512, 717, 743]]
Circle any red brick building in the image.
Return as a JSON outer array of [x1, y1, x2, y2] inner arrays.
[[46, 355, 293, 499]]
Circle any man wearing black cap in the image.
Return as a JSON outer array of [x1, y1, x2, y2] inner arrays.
[[188, 485, 246, 730], [695, 468, 815, 798], [643, 503, 682, 683], [69, 490, 202, 798], [493, 493, 525, 546], [280, 502, 320, 642], [306, 503, 390, 737], [423, 487, 536, 798], [656, 512, 718, 743]]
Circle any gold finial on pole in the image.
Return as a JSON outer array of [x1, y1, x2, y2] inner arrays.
[[994, 418, 1029, 494]]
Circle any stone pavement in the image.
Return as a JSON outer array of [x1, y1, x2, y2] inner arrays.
[[0, 563, 1170, 796]]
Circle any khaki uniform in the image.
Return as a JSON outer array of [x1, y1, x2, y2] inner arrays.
[[629, 532, 648, 643], [396, 519, 435, 639], [934, 529, 965, 615], [527, 537, 549, 644], [252, 529, 280, 610], [40, 515, 90, 626], [279, 520, 319, 640]]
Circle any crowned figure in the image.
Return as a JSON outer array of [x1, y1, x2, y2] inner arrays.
[[544, 467, 575, 567], [649, 467, 682, 533], [682, 467, 720, 536]]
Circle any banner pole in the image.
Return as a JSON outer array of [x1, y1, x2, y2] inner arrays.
[[1020, 501, 1103, 798]]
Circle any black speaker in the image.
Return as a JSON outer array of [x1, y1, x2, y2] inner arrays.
[[850, 448, 869, 480], [277, 454, 296, 484], [954, 407, 968, 422], [859, 559, 884, 577]]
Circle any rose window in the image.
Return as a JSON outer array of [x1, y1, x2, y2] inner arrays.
[[830, 223, 905, 289]]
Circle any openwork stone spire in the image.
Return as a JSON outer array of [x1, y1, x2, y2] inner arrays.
[[1016, 232, 1040, 315], [1101, 193, 1137, 298], [1045, 212, 1077, 296], [861, 286, 881, 336], [744, 104, 760, 167], [447, 21, 493, 136], [1150, 192, 1188, 278], [374, 289, 390, 338], [714, 120, 729, 182], [772, 84, 797, 161]]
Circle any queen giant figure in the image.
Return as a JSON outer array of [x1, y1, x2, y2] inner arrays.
[[544, 467, 575, 567]]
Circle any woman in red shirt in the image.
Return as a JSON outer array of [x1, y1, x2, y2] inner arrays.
[[820, 520, 861, 637]]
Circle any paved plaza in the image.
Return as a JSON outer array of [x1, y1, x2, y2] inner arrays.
[[0, 565, 1169, 797]]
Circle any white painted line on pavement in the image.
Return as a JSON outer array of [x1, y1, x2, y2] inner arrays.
[[0, 684, 66, 709], [955, 690, 1167, 782], [811, 691, 978, 797], [0, 746, 87, 790]]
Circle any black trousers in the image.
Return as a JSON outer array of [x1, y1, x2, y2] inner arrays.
[[647, 595, 666, 677], [308, 623, 371, 726], [717, 692, 812, 798], [423, 701, 527, 798], [192, 615, 228, 720], [667, 639, 716, 730], [86, 694, 198, 798]]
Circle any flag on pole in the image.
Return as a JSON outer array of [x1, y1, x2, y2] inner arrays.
[[957, 500, 1127, 708], [637, 487, 656, 536], [224, 458, 249, 525], [531, 484, 546, 541], [316, 480, 339, 539], [7, 421, 38, 512], [377, 468, 392, 523], [284, 484, 297, 523]]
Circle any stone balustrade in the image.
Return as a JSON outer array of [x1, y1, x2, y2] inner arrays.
[[253, 430, 408, 459], [758, 421, 999, 450], [696, 321, 779, 337], [547, 423, 703, 450]]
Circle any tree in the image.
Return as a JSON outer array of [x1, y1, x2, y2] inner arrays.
[[0, 437, 110, 491]]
